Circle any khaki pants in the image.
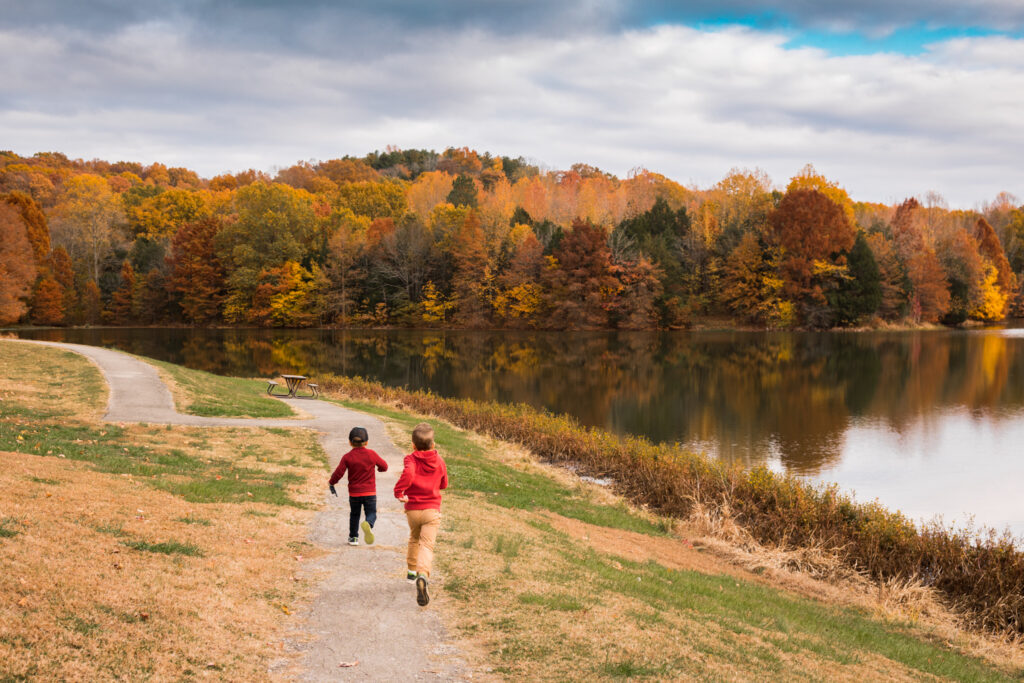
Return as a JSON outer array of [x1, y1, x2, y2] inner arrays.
[[405, 509, 441, 577]]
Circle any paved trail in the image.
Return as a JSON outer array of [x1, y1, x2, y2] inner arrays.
[[18, 341, 466, 682]]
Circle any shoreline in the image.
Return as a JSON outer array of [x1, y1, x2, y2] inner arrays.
[[5, 317, 1022, 334]]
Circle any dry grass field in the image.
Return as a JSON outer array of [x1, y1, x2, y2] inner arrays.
[[0, 342, 324, 680], [2, 340, 1022, 681]]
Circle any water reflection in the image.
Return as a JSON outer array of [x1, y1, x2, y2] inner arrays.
[[10, 326, 1024, 535]]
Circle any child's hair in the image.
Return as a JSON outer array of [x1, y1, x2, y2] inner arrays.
[[348, 426, 369, 445], [411, 422, 435, 451]]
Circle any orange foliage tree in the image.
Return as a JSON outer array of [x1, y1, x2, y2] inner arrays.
[[0, 203, 36, 324], [450, 212, 492, 327], [937, 228, 985, 324], [891, 198, 950, 323], [3, 191, 50, 264], [769, 188, 855, 323], [30, 276, 64, 325], [610, 256, 663, 329], [108, 261, 136, 324], [168, 217, 226, 324], [543, 219, 619, 329]]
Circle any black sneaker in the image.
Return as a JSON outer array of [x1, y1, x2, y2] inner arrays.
[[407, 570, 417, 581], [361, 520, 374, 545], [415, 575, 430, 606]]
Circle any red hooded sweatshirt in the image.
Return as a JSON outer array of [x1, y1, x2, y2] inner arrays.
[[329, 447, 388, 497], [393, 450, 448, 510]]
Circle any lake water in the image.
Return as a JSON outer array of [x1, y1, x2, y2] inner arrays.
[[10, 326, 1024, 538]]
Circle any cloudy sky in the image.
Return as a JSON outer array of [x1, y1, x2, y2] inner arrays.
[[3, 0, 1023, 207]]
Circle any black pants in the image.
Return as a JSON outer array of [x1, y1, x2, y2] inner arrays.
[[349, 495, 377, 538]]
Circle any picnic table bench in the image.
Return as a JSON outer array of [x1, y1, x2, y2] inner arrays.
[[267, 374, 319, 399]]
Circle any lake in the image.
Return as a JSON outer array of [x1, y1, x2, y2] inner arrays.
[[10, 326, 1024, 538]]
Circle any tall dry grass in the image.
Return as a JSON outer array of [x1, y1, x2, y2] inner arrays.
[[319, 373, 1024, 637]]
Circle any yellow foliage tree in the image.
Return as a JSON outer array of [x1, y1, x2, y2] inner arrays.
[[971, 264, 1008, 322], [48, 174, 126, 283], [420, 281, 453, 324], [126, 189, 209, 239], [406, 171, 455, 218]]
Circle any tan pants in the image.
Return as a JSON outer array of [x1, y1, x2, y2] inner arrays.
[[405, 509, 441, 577]]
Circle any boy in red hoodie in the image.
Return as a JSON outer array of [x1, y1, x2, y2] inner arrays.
[[329, 426, 388, 546], [394, 422, 448, 606]]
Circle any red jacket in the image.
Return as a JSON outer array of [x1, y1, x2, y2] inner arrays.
[[329, 447, 388, 496], [393, 450, 448, 510]]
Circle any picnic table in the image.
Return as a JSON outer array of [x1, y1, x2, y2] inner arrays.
[[267, 374, 320, 399]]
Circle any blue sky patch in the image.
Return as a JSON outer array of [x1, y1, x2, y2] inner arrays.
[[785, 24, 1008, 56]]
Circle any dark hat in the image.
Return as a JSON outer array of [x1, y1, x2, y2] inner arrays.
[[348, 426, 369, 443]]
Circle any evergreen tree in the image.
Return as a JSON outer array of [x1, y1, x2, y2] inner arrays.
[[830, 231, 882, 325], [446, 174, 478, 208], [612, 197, 690, 322], [509, 205, 533, 227]]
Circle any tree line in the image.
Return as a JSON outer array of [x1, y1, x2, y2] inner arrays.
[[1, 147, 1022, 329]]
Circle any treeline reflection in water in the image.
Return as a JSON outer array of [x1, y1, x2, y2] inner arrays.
[[15, 327, 1023, 468], [14, 326, 1024, 535]]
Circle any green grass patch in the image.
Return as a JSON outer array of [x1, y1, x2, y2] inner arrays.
[[175, 516, 212, 526], [492, 534, 525, 558], [57, 615, 101, 636], [599, 658, 665, 678], [122, 539, 204, 557], [95, 604, 147, 624], [156, 461, 304, 504], [94, 523, 128, 537], [331, 398, 667, 536], [27, 476, 61, 485], [146, 358, 294, 418], [0, 517, 22, 539], [559, 546, 1012, 681], [0, 417, 309, 507], [517, 592, 586, 612]]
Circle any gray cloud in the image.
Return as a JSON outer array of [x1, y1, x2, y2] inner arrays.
[[2, 9, 1024, 206], [4, 0, 1023, 44]]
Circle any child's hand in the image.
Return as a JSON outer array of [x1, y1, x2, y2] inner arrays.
[[398, 495, 409, 503], [329, 484, 338, 496]]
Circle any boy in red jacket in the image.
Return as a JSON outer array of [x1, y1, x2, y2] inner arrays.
[[394, 422, 448, 606], [329, 427, 388, 546]]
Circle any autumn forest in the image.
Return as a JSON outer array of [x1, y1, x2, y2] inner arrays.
[[1, 147, 1022, 330]]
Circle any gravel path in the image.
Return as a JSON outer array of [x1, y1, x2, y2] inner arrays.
[[17, 340, 466, 682]]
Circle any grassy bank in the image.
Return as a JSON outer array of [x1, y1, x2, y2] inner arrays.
[[0, 342, 324, 679], [337, 397, 1021, 680], [317, 374, 1024, 637], [147, 357, 295, 419]]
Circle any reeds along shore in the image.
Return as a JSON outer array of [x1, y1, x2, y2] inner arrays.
[[318, 373, 1024, 637]]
